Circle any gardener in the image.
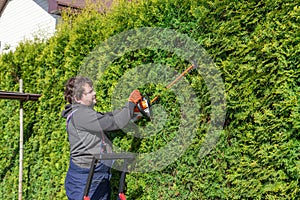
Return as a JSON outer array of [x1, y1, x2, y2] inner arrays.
[[62, 76, 142, 200]]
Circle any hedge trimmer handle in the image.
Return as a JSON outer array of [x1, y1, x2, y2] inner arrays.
[[134, 96, 151, 120]]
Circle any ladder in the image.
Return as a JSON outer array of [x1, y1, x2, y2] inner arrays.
[[83, 153, 135, 200]]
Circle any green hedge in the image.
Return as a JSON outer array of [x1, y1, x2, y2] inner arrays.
[[0, 0, 299, 199]]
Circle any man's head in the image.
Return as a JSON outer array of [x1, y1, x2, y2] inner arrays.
[[64, 76, 96, 106]]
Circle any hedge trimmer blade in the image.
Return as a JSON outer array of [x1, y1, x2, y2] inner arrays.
[[150, 62, 197, 105], [134, 62, 197, 120]]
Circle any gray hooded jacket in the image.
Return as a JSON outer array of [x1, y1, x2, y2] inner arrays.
[[62, 102, 135, 168]]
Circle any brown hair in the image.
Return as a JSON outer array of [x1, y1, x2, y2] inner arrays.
[[64, 76, 93, 104]]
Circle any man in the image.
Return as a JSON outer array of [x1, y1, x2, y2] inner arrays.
[[62, 76, 142, 200]]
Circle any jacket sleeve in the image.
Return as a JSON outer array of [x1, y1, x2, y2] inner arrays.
[[97, 102, 136, 132], [74, 102, 135, 134]]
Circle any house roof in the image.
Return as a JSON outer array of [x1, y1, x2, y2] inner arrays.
[[1, 0, 122, 16], [48, 0, 113, 14], [0, 0, 8, 16]]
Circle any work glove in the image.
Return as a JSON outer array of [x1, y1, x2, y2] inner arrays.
[[128, 90, 142, 104]]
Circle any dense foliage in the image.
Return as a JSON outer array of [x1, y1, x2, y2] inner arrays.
[[0, 0, 299, 199]]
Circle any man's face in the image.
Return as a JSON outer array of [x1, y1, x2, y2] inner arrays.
[[78, 83, 96, 106]]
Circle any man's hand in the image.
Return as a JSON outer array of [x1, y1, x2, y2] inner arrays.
[[128, 90, 142, 104]]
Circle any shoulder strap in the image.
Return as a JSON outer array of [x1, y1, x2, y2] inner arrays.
[[66, 109, 78, 128]]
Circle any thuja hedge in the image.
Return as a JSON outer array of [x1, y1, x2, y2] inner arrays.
[[0, 0, 299, 199]]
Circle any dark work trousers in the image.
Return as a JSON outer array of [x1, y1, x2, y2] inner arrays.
[[65, 158, 111, 200]]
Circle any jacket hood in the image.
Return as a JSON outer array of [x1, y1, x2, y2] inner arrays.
[[61, 104, 72, 118], [62, 103, 92, 118], [61, 104, 78, 118]]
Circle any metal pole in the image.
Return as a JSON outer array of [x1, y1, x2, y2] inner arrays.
[[0, 83, 41, 200], [19, 79, 23, 200]]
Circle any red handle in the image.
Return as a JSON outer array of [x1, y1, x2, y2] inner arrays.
[[119, 193, 126, 200], [84, 196, 90, 200]]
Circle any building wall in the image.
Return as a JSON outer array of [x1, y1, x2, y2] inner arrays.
[[0, 0, 57, 53]]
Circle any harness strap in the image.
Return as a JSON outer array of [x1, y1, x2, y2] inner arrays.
[[66, 109, 78, 128]]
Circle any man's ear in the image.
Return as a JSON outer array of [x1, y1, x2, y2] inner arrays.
[[74, 96, 81, 104]]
